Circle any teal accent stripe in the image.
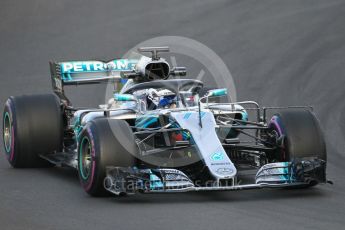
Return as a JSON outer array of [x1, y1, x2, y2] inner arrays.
[[3, 112, 11, 153], [136, 116, 158, 128], [79, 136, 91, 180], [142, 118, 158, 128]]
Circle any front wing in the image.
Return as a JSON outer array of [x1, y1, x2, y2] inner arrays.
[[104, 159, 326, 195]]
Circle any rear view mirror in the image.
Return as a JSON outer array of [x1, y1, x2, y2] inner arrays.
[[207, 88, 227, 97], [113, 94, 137, 102]]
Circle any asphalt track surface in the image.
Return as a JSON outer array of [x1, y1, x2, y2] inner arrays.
[[1, 0, 345, 229]]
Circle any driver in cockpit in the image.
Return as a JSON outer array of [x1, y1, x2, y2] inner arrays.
[[146, 89, 177, 110]]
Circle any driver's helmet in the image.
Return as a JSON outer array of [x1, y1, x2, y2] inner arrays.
[[157, 89, 177, 109], [146, 89, 177, 110]]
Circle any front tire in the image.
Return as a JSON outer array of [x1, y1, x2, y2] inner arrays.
[[267, 109, 327, 186], [268, 109, 326, 162], [78, 119, 137, 196]]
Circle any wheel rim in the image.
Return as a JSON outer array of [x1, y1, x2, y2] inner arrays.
[[79, 136, 92, 180], [269, 116, 286, 161], [3, 112, 12, 154]]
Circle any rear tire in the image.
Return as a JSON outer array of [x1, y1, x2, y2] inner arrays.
[[268, 109, 326, 162], [78, 119, 137, 196], [2, 94, 63, 167]]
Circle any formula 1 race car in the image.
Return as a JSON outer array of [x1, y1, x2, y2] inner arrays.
[[2, 47, 327, 196]]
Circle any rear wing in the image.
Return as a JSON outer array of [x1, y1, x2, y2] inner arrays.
[[50, 47, 187, 105], [49, 59, 138, 104]]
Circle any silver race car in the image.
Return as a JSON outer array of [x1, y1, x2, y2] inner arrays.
[[2, 47, 327, 196]]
